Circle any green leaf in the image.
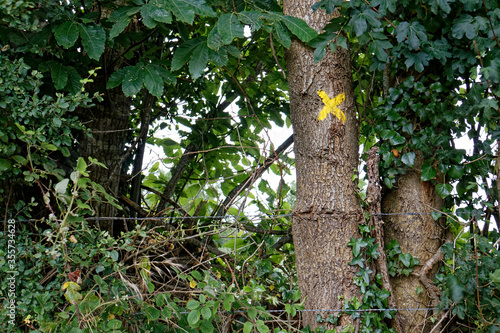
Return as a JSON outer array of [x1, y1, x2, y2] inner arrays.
[[110, 17, 132, 39], [201, 306, 211, 319], [107, 319, 122, 330], [223, 294, 234, 311], [396, 21, 427, 51], [208, 48, 228, 67], [448, 165, 464, 179], [163, 0, 215, 24], [186, 299, 200, 310], [401, 152, 415, 167], [273, 22, 291, 48], [79, 294, 100, 313], [238, 11, 263, 31], [141, 2, 172, 28], [51, 62, 68, 90], [436, 184, 453, 199], [78, 24, 106, 60], [76, 157, 87, 174], [452, 15, 478, 39], [199, 320, 214, 333], [144, 306, 161, 320], [55, 179, 69, 194], [313, 45, 326, 63], [430, 0, 452, 14], [399, 253, 412, 267], [144, 65, 164, 98], [490, 269, 500, 284], [172, 38, 206, 71], [122, 65, 145, 96], [281, 15, 318, 43], [65, 66, 83, 94], [350, 8, 380, 36], [54, 21, 80, 49], [106, 68, 128, 89], [150, 64, 177, 85], [256, 320, 269, 333], [243, 321, 253, 333], [0, 158, 12, 172], [405, 52, 429, 72], [421, 163, 436, 181], [189, 42, 209, 79], [218, 13, 244, 44], [248, 306, 257, 320], [187, 309, 201, 327], [369, 38, 392, 62], [447, 275, 464, 303]]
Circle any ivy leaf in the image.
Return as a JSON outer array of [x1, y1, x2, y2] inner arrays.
[[405, 52, 429, 72], [311, 0, 343, 14], [78, 24, 106, 60], [421, 163, 437, 181], [370, 0, 397, 15], [351, 8, 381, 36], [447, 275, 464, 303], [396, 21, 427, 50], [54, 21, 80, 49], [50, 62, 68, 90], [351, 11, 367, 36], [281, 15, 318, 43], [452, 15, 478, 39], [122, 65, 145, 96], [424, 38, 451, 63], [349, 255, 365, 268], [447, 165, 464, 178], [369, 38, 392, 62], [490, 269, 500, 284], [430, 0, 452, 14], [172, 38, 206, 71], [401, 152, 415, 167], [189, 42, 209, 79], [348, 237, 368, 257], [436, 184, 453, 199]]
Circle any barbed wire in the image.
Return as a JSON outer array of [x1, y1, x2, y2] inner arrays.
[[127, 306, 445, 318], [1, 210, 488, 224]]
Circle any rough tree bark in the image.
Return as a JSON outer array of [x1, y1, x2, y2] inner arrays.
[[77, 47, 132, 233], [382, 152, 445, 333], [283, 0, 363, 329]]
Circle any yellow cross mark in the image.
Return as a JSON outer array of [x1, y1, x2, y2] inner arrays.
[[317, 90, 346, 123]]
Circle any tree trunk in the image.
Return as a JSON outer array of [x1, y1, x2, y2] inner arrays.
[[382, 153, 445, 332], [77, 50, 131, 233], [283, 1, 362, 329]]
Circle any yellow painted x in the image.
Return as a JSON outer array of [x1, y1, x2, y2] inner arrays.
[[317, 90, 346, 123]]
